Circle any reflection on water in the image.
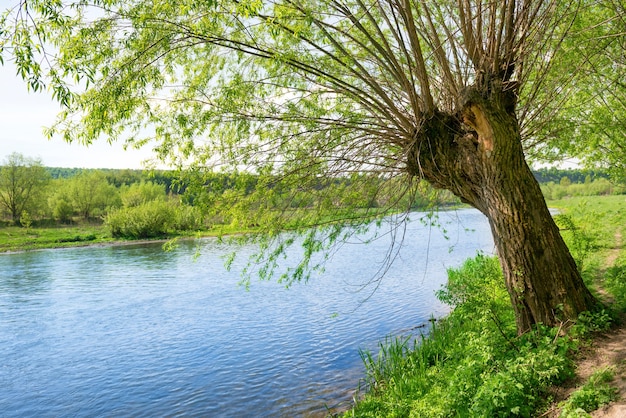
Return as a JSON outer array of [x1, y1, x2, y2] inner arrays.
[[0, 209, 493, 417]]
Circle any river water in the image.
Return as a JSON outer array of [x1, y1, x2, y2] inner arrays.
[[0, 209, 494, 417]]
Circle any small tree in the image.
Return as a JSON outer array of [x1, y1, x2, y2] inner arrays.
[[120, 181, 166, 208], [560, 177, 572, 188], [20, 210, 32, 230], [48, 180, 75, 223], [0, 153, 49, 225], [69, 170, 120, 220]]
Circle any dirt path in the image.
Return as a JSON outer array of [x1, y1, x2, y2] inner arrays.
[[590, 230, 626, 417], [544, 230, 626, 417], [589, 326, 626, 416]]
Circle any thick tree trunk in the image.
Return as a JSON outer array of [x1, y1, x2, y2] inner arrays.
[[485, 172, 596, 333], [408, 84, 597, 334], [478, 151, 597, 333]]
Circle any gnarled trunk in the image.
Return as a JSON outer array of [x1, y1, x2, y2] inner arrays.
[[408, 84, 597, 334]]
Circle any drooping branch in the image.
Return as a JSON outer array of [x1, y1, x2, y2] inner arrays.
[[2, 0, 591, 173]]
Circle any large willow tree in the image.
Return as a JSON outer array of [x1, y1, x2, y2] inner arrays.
[[1, 0, 602, 333]]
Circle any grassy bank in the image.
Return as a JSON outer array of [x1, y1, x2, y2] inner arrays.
[[340, 195, 626, 417], [0, 222, 262, 253], [0, 224, 115, 252]]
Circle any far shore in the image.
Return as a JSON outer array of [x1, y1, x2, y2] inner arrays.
[[0, 225, 246, 255]]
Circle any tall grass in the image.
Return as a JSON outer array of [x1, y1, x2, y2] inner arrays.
[[342, 254, 610, 418]]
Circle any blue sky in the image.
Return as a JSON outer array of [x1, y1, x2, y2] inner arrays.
[[0, 62, 154, 169]]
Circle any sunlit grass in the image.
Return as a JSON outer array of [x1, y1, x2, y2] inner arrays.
[[340, 195, 626, 417], [0, 224, 113, 252]]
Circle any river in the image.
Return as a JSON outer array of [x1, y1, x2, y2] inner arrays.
[[0, 209, 494, 417]]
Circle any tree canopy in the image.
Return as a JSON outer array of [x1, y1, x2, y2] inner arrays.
[[549, 0, 626, 179], [3, 0, 620, 331], [0, 152, 50, 224], [1, 1, 597, 228], [0, 1, 584, 174]]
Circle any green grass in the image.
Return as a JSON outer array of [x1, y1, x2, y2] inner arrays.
[[340, 195, 626, 418], [549, 195, 626, 261], [0, 220, 268, 253], [549, 195, 626, 305], [559, 367, 618, 417], [0, 224, 114, 252]]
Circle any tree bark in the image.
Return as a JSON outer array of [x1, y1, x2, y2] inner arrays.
[[408, 83, 598, 334]]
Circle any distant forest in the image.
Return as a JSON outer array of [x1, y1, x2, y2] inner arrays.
[[46, 167, 177, 191], [45, 166, 614, 186], [531, 167, 612, 184]]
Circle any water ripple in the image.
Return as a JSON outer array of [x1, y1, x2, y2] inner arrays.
[[0, 209, 493, 417]]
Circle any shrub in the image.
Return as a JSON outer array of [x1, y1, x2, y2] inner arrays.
[[106, 200, 205, 239], [106, 200, 175, 238], [172, 204, 204, 231]]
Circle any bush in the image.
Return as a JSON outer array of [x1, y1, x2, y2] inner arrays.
[[106, 200, 175, 238], [106, 200, 205, 239], [173, 204, 204, 231]]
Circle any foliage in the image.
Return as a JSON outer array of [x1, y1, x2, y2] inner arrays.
[[532, 1, 626, 180], [345, 254, 582, 417], [19, 210, 32, 230], [47, 181, 74, 223], [105, 175, 204, 239], [120, 180, 166, 207], [569, 310, 613, 338], [604, 261, 626, 310], [0, 153, 50, 224], [541, 178, 625, 201], [105, 200, 202, 239], [559, 367, 618, 417], [533, 168, 612, 185], [554, 213, 598, 271], [67, 170, 121, 220]]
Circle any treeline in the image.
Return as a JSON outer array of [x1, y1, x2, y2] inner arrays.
[[4, 155, 622, 238], [532, 167, 611, 184], [47, 167, 177, 192], [1, 153, 461, 239], [534, 168, 626, 200]]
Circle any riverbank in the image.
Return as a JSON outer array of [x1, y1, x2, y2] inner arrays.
[[0, 204, 467, 254], [0, 222, 262, 253], [338, 195, 626, 417]]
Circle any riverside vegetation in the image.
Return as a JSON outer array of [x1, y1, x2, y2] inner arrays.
[[0, 157, 460, 252], [340, 194, 626, 417], [0, 164, 620, 253], [2, 163, 626, 416]]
